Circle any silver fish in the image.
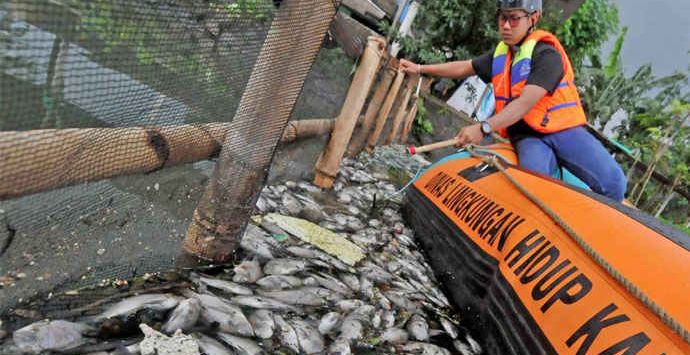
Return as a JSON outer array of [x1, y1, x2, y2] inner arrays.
[[466, 334, 482, 354], [308, 272, 353, 296], [193, 333, 234, 355], [318, 312, 341, 335], [263, 258, 309, 275], [290, 319, 325, 354], [380, 327, 409, 344], [240, 225, 277, 260], [358, 276, 375, 300], [383, 290, 419, 312], [97, 294, 180, 320], [371, 309, 383, 328], [216, 333, 264, 355], [407, 314, 429, 341], [336, 318, 363, 343], [273, 315, 300, 353], [162, 297, 201, 334], [285, 246, 350, 272], [400, 342, 452, 355], [255, 275, 303, 290], [257, 287, 341, 306], [193, 274, 254, 296], [195, 293, 254, 337], [453, 339, 475, 355], [358, 262, 394, 283], [231, 295, 299, 312], [13, 320, 89, 353], [248, 309, 275, 339], [232, 259, 263, 283], [335, 299, 366, 312], [439, 318, 458, 339], [381, 310, 396, 329], [327, 340, 351, 355], [338, 273, 360, 292]]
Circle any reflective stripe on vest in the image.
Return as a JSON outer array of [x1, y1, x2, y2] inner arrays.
[[491, 30, 587, 137]]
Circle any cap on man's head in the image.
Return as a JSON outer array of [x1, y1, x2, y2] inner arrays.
[[496, 0, 542, 12]]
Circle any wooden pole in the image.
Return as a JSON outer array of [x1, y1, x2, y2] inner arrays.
[[313, 36, 386, 188], [182, 0, 339, 263], [406, 138, 459, 155], [346, 64, 396, 157], [281, 119, 336, 143], [0, 119, 335, 200], [383, 78, 413, 145], [399, 99, 418, 143], [365, 67, 405, 152]]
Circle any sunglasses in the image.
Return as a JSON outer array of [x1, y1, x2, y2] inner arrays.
[[498, 13, 530, 27]]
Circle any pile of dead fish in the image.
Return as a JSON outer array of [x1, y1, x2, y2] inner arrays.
[[2, 145, 482, 354]]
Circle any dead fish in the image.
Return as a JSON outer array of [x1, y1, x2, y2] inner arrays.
[[193, 333, 234, 355], [318, 312, 341, 335], [400, 342, 452, 355], [407, 314, 429, 341], [255, 275, 302, 290], [465, 334, 482, 354], [371, 309, 383, 328], [231, 295, 299, 312], [327, 340, 351, 355], [439, 318, 458, 339], [195, 293, 254, 337], [383, 290, 419, 312], [240, 224, 278, 260], [338, 273, 360, 292], [193, 273, 253, 296], [161, 298, 201, 334], [285, 246, 350, 272], [273, 315, 300, 353], [13, 320, 90, 353], [358, 262, 394, 283], [453, 340, 475, 355], [216, 332, 264, 355], [336, 318, 363, 343], [358, 276, 375, 300], [308, 272, 353, 296], [290, 319, 325, 354], [263, 258, 309, 275], [248, 309, 275, 339], [256, 287, 340, 306], [381, 310, 396, 329], [335, 299, 366, 312], [97, 294, 181, 320], [232, 259, 263, 283], [380, 327, 409, 344]]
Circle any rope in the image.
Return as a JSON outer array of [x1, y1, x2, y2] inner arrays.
[[464, 145, 690, 343]]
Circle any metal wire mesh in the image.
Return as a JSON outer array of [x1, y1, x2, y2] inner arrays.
[[0, 0, 338, 324]]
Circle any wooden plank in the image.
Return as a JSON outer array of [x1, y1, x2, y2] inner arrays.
[[371, 0, 397, 18], [342, 0, 387, 21], [330, 11, 379, 59]]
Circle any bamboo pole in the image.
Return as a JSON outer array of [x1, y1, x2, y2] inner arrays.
[[281, 119, 335, 143], [383, 78, 413, 145], [365, 67, 405, 152], [399, 99, 418, 143], [0, 119, 334, 200], [313, 36, 386, 188], [346, 64, 396, 157], [182, 0, 338, 263]]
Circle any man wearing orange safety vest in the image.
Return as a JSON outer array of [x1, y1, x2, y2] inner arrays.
[[400, 0, 627, 202]]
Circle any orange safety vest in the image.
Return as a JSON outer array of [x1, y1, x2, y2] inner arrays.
[[491, 30, 586, 137]]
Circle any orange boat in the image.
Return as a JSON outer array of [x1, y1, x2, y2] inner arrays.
[[404, 143, 690, 354]]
